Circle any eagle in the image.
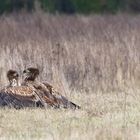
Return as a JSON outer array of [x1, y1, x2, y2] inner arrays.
[[23, 67, 80, 109], [0, 70, 45, 109], [22, 68, 59, 108]]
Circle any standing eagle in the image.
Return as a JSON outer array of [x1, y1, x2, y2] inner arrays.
[[0, 70, 45, 109], [23, 67, 80, 109]]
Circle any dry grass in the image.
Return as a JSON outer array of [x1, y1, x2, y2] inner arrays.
[[0, 12, 140, 92], [0, 12, 140, 139], [0, 89, 140, 140]]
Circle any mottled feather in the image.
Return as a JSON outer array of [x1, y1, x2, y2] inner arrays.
[[23, 67, 80, 109]]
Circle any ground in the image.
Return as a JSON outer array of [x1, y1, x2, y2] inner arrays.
[[0, 89, 139, 140]]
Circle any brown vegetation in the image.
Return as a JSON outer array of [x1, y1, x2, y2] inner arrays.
[[0, 12, 140, 93], [0, 12, 140, 139]]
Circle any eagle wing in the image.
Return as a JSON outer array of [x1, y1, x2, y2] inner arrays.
[[43, 82, 80, 109], [0, 86, 44, 108], [29, 82, 59, 108]]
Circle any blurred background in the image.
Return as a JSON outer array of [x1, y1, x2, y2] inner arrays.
[[0, 0, 140, 14], [0, 0, 140, 93]]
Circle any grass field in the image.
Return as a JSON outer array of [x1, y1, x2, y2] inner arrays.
[[0, 89, 140, 140], [0, 12, 140, 139]]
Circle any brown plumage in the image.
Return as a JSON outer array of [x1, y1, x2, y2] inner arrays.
[[22, 68, 59, 108], [23, 67, 81, 109], [0, 70, 44, 109], [43, 82, 81, 109], [0, 70, 23, 108]]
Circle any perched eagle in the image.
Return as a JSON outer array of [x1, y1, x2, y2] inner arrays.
[[23, 67, 80, 109], [0, 70, 44, 109], [22, 68, 59, 108]]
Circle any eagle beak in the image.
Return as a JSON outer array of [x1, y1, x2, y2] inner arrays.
[[14, 73, 19, 77]]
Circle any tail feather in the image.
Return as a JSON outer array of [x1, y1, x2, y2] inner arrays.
[[68, 101, 81, 109], [57, 95, 80, 109]]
